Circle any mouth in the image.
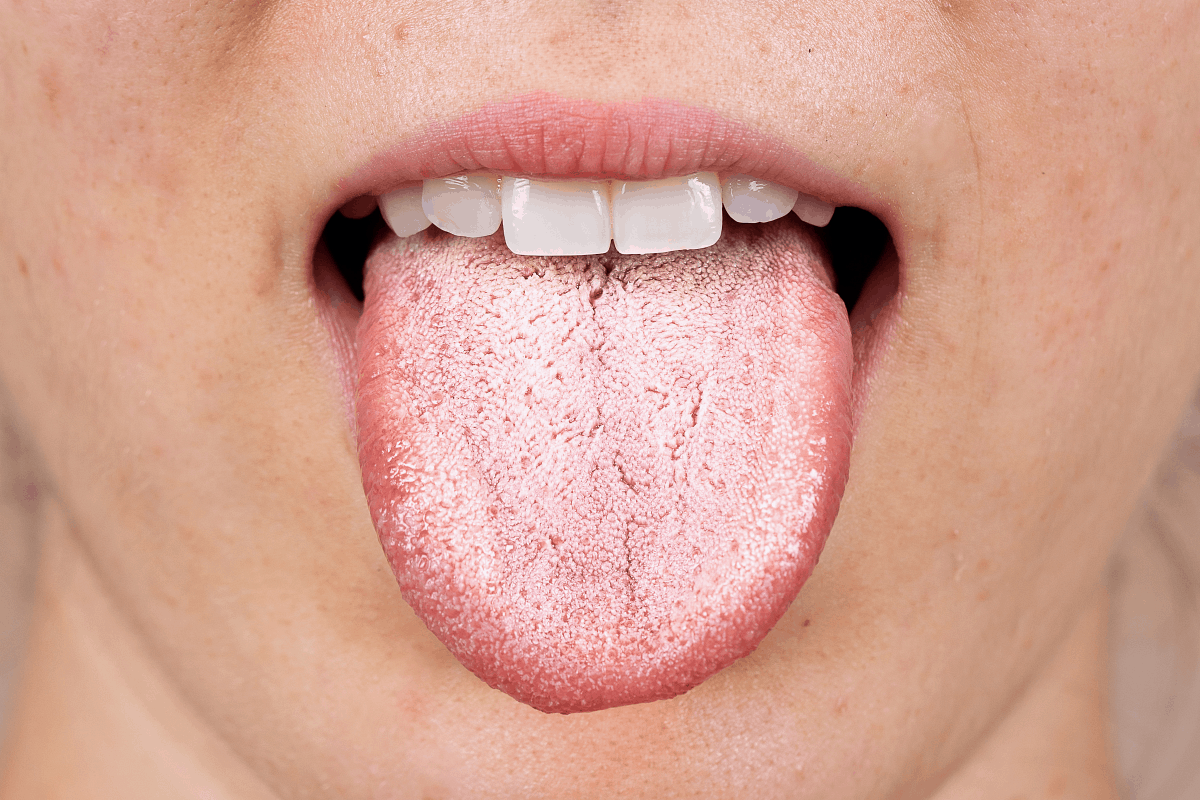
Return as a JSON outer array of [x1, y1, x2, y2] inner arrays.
[[311, 94, 900, 714]]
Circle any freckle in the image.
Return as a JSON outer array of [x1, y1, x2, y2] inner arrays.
[[17, 256, 29, 277], [802, 618, 811, 627], [393, 22, 408, 42], [39, 62, 62, 110]]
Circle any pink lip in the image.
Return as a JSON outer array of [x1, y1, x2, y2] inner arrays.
[[329, 92, 893, 219]]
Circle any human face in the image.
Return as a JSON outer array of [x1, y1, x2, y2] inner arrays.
[[2, 0, 1199, 797]]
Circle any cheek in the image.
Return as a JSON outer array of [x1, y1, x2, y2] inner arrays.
[[0, 4, 283, 583], [0, 2, 272, 399], [1, 0, 283, 234], [933, 0, 1200, 454]]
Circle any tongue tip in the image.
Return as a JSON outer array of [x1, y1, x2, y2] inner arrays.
[[457, 622, 768, 715], [391, 531, 835, 715], [495, 620, 784, 715], [496, 667, 717, 715]]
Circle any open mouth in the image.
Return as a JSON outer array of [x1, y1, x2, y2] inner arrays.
[[321, 179, 893, 349], [311, 95, 900, 714]]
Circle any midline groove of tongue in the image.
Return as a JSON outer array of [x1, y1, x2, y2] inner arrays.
[[355, 222, 852, 714]]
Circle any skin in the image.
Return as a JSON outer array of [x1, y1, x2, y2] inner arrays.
[[2, 0, 1199, 797]]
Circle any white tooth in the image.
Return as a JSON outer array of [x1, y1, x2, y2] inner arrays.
[[721, 174, 799, 224], [501, 177, 612, 256], [379, 184, 431, 237], [421, 175, 502, 237], [792, 193, 836, 227], [612, 172, 722, 255]]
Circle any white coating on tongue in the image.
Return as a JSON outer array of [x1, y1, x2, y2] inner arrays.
[[356, 222, 852, 713]]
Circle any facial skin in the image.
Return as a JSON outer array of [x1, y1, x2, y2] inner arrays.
[[2, 0, 1199, 797]]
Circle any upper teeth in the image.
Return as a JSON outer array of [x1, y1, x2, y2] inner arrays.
[[612, 173, 722, 255], [502, 177, 612, 256], [378, 184, 429, 237], [421, 174, 503, 238], [369, 172, 835, 256], [720, 175, 799, 225]]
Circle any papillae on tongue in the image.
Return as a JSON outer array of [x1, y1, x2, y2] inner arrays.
[[356, 220, 852, 714]]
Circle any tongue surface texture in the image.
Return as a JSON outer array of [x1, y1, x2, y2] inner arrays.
[[356, 220, 852, 713]]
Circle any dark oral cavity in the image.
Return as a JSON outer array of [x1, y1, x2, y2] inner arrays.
[[353, 219, 853, 713]]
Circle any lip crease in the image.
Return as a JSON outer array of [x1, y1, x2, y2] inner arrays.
[[313, 91, 905, 433]]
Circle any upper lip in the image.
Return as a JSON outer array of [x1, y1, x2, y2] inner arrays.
[[318, 92, 899, 241]]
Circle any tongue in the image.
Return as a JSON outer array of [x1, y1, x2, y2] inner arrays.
[[356, 219, 852, 713]]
